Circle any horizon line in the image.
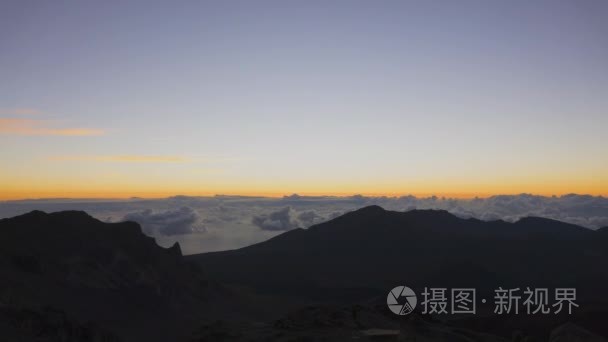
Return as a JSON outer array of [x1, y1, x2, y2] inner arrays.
[[1, 191, 605, 202]]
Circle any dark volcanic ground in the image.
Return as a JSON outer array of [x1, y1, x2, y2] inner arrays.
[[1, 207, 607, 341]]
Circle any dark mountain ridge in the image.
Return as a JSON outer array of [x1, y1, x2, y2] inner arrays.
[[2, 208, 607, 341], [189, 206, 607, 304], [0, 210, 231, 341]]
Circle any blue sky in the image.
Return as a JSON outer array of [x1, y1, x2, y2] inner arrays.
[[1, 0, 607, 198]]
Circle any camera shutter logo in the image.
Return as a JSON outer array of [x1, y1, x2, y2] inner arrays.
[[387, 286, 417, 315]]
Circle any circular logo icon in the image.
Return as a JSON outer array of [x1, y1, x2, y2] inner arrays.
[[387, 286, 417, 315]]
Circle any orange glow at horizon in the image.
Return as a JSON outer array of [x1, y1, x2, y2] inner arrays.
[[2, 179, 607, 200]]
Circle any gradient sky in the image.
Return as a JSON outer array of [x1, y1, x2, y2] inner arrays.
[[1, 0, 607, 199]]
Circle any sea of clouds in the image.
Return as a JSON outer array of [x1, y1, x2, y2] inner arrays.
[[1, 193, 607, 255]]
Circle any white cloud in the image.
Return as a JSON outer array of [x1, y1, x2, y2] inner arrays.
[[252, 206, 300, 231], [123, 206, 205, 236]]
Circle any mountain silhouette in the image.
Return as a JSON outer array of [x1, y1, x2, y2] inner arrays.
[[0, 210, 235, 341], [187, 206, 608, 341], [2, 208, 607, 341], [189, 205, 608, 337]]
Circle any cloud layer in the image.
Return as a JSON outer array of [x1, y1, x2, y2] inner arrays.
[[252, 206, 300, 231], [123, 206, 205, 236], [0, 118, 103, 136], [48, 155, 188, 163], [2, 193, 607, 255]]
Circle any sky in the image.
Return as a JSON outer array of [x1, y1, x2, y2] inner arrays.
[[1, 0, 607, 200]]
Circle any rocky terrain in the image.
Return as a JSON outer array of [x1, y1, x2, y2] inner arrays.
[[1, 208, 607, 341], [0, 210, 235, 341]]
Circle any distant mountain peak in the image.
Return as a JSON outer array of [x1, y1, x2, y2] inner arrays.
[[352, 205, 385, 213], [341, 206, 460, 225], [7, 209, 96, 224], [405, 208, 456, 217]]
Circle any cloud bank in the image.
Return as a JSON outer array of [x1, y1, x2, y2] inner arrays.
[[2, 193, 607, 254], [123, 206, 205, 236]]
